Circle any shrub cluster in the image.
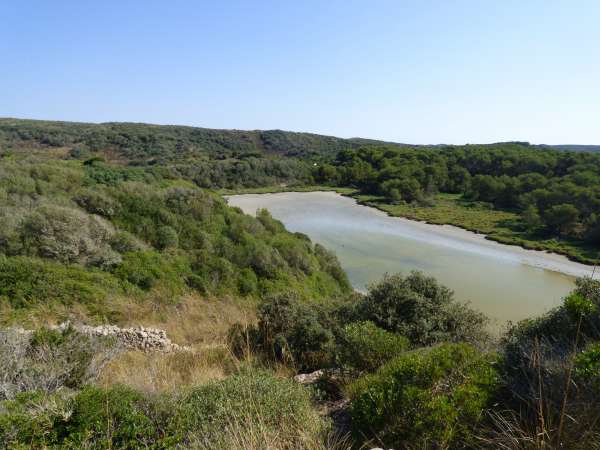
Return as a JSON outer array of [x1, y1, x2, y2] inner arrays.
[[0, 371, 326, 449], [0, 326, 118, 401], [336, 321, 409, 373], [349, 343, 499, 448], [0, 158, 351, 322]]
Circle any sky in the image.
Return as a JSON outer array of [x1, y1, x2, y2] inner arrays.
[[2, 1, 599, 145]]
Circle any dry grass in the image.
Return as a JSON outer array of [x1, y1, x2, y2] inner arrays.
[[107, 291, 257, 347], [2, 290, 258, 347], [187, 416, 352, 450], [97, 292, 261, 393], [98, 347, 235, 394]]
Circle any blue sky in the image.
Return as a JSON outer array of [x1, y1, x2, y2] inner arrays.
[[2, 1, 599, 144]]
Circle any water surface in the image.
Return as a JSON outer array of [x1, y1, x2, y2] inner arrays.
[[228, 191, 596, 324]]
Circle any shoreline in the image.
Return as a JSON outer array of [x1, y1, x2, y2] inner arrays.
[[227, 190, 598, 280], [349, 194, 600, 269], [223, 185, 598, 268]]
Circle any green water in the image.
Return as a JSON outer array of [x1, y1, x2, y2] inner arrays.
[[229, 191, 596, 324]]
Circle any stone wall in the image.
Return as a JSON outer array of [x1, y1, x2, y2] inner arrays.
[[19, 322, 188, 352]]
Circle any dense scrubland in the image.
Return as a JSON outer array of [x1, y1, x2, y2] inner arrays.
[[1, 119, 600, 449]]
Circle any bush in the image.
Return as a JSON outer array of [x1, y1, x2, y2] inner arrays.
[[170, 370, 326, 447], [156, 225, 179, 249], [575, 342, 600, 390], [314, 243, 349, 287], [0, 391, 71, 448], [354, 271, 489, 346], [19, 204, 120, 268], [73, 189, 118, 218], [0, 386, 169, 449], [109, 231, 146, 253], [64, 385, 166, 449], [237, 267, 258, 295], [0, 326, 119, 401], [0, 255, 124, 310], [113, 250, 190, 293], [337, 321, 409, 372], [253, 292, 337, 370], [349, 343, 499, 449]]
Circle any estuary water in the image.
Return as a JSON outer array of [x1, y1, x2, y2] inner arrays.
[[228, 191, 597, 324]]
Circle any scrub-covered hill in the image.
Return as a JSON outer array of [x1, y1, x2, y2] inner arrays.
[[0, 153, 350, 326]]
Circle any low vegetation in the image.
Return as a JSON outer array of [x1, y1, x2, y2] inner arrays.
[[1, 119, 600, 448]]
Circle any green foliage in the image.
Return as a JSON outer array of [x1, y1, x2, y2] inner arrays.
[[327, 143, 600, 256], [564, 292, 597, 318], [0, 255, 124, 310], [337, 321, 409, 372], [0, 391, 70, 448], [18, 204, 120, 268], [575, 343, 600, 389], [0, 386, 167, 449], [155, 225, 179, 249], [113, 250, 190, 293], [0, 371, 327, 449], [63, 385, 164, 449], [348, 343, 499, 449], [353, 271, 489, 346], [253, 292, 337, 370], [503, 277, 600, 354], [170, 370, 325, 445], [0, 156, 350, 319]]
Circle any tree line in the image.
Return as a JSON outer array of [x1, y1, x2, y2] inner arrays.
[[314, 143, 600, 244]]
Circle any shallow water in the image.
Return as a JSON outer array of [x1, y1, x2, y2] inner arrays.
[[228, 191, 597, 324]]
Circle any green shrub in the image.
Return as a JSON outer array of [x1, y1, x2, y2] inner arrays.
[[156, 225, 179, 249], [19, 204, 120, 267], [354, 271, 489, 346], [73, 189, 118, 218], [237, 267, 258, 295], [109, 231, 146, 253], [0, 255, 123, 310], [0, 385, 172, 449], [314, 243, 349, 287], [0, 391, 70, 448], [254, 292, 337, 370], [349, 343, 499, 449], [170, 370, 326, 446], [1, 326, 118, 400], [113, 250, 190, 293], [63, 385, 166, 449], [337, 321, 409, 372], [575, 342, 600, 390]]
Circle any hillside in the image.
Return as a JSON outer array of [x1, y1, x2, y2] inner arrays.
[[0, 154, 350, 327], [1, 119, 600, 449], [0, 118, 397, 162]]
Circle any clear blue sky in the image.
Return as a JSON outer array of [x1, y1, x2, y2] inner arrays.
[[2, 1, 599, 144]]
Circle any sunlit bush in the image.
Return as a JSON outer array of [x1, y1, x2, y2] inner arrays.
[[349, 343, 499, 449]]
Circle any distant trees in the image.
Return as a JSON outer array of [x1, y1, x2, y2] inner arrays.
[[321, 144, 600, 244]]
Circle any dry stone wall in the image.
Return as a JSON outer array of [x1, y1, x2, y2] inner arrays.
[[58, 322, 186, 352]]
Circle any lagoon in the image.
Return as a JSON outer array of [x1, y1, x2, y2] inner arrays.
[[228, 191, 597, 324]]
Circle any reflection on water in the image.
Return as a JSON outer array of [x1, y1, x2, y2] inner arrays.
[[228, 191, 592, 324]]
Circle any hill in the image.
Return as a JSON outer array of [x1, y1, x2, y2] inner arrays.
[[0, 117, 399, 162]]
